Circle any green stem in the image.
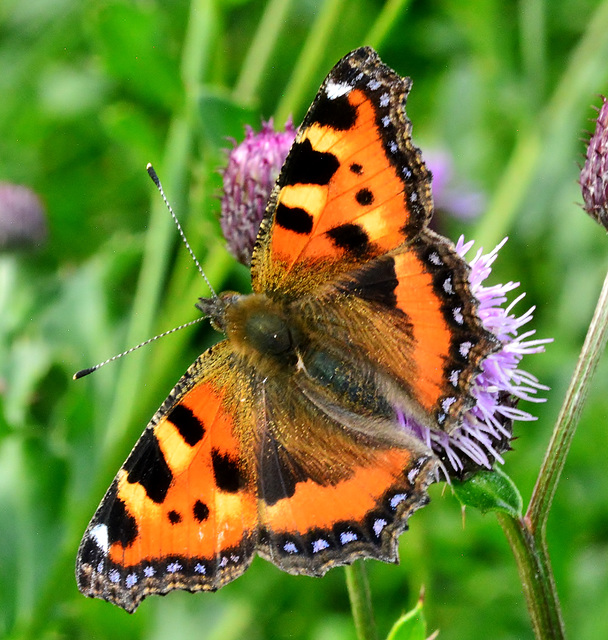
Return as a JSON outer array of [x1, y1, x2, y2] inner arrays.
[[345, 561, 379, 640], [364, 0, 412, 50], [234, 0, 294, 104], [475, 0, 608, 249], [274, 0, 348, 125], [528, 267, 608, 532], [497, 514, 565, 640], [487, 3, 608, 639], [518, 0, 546, 108], [495, 204, 608, 640]]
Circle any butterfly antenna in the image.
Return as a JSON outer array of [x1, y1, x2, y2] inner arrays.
[[146, 163, 218, 299], [73, 317, 207, 379], [74, 165, 220, 380]]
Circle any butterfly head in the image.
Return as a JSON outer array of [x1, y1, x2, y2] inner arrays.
[[195, 292, 238, 333]]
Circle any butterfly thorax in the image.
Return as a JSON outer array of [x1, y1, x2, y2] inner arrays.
[[197, 292, 304, 365], [198, 289, 405, 431]]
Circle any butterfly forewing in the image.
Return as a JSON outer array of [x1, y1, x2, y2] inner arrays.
[[251, 47, 433, 298], [77, 342, 259, 612]]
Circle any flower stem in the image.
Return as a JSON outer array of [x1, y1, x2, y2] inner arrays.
[[497, 514, 565, 639], [345, 561, 379, 640], [364, 0, 413, 50], [234, 0, 294, 104], [475, 0, 608, 250], [274, 0, 348, 125], [499, 241, 608, 640], [528, 267, 608, 533]]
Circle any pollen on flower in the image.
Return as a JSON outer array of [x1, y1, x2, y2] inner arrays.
[[580, 96, 608, 229], [220, 119, 297, 265], [399, 237, 551, 479]]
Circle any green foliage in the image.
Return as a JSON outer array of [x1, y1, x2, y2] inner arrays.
[[453, 468, 523, 518], [386, 594, 435, 640], [2, 0, 608, 638]]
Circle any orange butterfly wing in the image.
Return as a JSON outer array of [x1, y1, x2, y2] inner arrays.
[[77, 342, 260, 611], [252, 47, 432, 297]]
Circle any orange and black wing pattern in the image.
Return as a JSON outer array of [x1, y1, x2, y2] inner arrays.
[[252, 47, 433, 298], [76, 342, 260, 612]]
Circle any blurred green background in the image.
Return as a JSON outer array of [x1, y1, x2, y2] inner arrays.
[[2, 0, 608, 638]]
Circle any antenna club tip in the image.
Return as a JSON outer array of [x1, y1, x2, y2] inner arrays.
[[73, 367, 95, 380], [146, 163, 161, 187]]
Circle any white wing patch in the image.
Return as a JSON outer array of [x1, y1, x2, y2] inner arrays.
[[325, 80, 352, 100], [89, 523, 110, 554]]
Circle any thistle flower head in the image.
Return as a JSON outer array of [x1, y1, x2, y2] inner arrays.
[[580, 96, 608, 228], [220, 119, 296, 265], [399, 237, 551, 478], [0, 183, 47, 251]]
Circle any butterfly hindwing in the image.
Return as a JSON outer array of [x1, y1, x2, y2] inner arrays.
[[289, 234, 498, 432], [247, 365, 438, 578]]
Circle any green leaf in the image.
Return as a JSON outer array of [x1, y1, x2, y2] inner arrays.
[[386, 597, 427, 640], [452, 468, 523, 518]]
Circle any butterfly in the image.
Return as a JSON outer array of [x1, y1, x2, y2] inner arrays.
[[76, 47, 498, 612]]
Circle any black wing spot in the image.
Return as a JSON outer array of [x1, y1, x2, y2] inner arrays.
[[193, 499, 210, 522], [124, 429, 173, 504], [167, 404, 205, 446], [103, 481, 139, 548], [284, 139, 339, 186], [275, 203, 314, 234], [310, 93, 357, 130], [327, 223, 371, 258], [341, 257, 399, 308], [350, 163, 363, 174], [168, 510, 182, 524], [212, 449, 243, 493], [355, 188, 374, 206]]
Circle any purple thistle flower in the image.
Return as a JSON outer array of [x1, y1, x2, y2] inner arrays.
[[399, 237, 551, 478], [580, 96, 608, 228], [0, 183, 47, 251], [220, 119, 297, 265]]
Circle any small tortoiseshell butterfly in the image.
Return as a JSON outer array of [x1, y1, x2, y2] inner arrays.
[[76, 47, 498, 612]]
